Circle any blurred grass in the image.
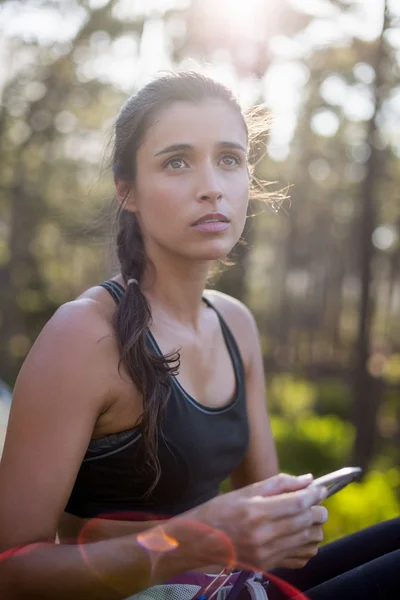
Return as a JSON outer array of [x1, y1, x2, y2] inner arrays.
[[222, 375, 400, 544], [323, 469, 400, 542]]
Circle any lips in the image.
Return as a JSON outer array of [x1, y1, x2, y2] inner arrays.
[[192, 213, 229, 226]]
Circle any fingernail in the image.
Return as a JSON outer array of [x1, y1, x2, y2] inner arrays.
[[319, 487, 328, 500], [297, 473, 313, 482]]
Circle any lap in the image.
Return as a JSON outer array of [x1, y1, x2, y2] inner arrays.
[[268, 518, 400, 600], [123, 519, 400, 600], [303, 549, 400, 600]]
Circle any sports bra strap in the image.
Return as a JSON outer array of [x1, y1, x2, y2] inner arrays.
[[99, 280, 125, 304], [100, 280, 245, 390]]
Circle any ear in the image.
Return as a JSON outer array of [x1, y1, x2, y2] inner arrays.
[[114, 177, 137, 212]]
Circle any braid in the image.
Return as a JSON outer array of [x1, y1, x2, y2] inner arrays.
[[114, 210, 179, 494]]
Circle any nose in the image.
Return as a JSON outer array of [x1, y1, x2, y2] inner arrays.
[[195, 163, 223, 205]]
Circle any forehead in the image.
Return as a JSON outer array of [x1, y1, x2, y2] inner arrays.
[[143, 99, 247, 151]]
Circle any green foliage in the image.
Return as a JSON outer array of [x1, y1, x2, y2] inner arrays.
[[268, 374, 353, 423], [268, 375, 317, 417], [271, 414, 355, 477], [315, 379, 352, 420], [385, 354, 400, 384], [267, 375, 356, 477], [323, 469, 400, 543], [267, 374, 400, 542]]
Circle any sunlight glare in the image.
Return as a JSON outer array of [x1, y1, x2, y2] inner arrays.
[[219, 0, 264, 23], [199, 0, 269, 38]]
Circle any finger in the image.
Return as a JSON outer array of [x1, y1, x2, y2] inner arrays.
[[287, 542, 321, 559], [254, 473, 314, 498], [310, 505, 328, 524], [273, 526, 318, 554], [258, 528, 318, 566], [248, 509, 314, 547], [253, 486, 327, 520], [287, 523, 324, 547], [306, 524, 325, 544], [255, 507, 314, 543]]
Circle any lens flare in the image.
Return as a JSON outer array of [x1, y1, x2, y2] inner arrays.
[[0, 542, 50, 564], [43, 511, 307, 599], [137, 526, 179, 553]]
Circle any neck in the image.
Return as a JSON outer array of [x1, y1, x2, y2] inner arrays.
[[140, 247, 213, 331]]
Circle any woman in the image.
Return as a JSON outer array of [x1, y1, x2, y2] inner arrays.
[[0, 72, 398, 600]]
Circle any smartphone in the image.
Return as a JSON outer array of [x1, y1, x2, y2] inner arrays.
[[310, 467, 362, 498]]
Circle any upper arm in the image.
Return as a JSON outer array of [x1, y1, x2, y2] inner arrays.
[[234, 304, 279, 486], [205, 292, 279, 488], [0, 301, 112, 552]]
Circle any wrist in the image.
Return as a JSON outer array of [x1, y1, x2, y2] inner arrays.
[[149, 510, 232, 585]]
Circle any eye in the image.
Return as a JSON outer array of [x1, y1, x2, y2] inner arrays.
[[220, 154, 241, 168], [164, 156, 188, 170]]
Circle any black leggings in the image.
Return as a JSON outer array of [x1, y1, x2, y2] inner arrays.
[[268, 518, 400, 599]]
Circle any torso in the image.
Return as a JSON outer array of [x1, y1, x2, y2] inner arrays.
[[59, 277, 251, 540], [83, 278, 246, 440]]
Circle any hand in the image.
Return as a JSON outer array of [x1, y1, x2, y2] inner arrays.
[[193, 473, 328, 573], [275, 504, 329, 569]]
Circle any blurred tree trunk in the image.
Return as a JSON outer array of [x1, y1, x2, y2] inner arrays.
[[351, 1, 389, 471], [0, 0, 144, 384], [0, 178, 45, 383]]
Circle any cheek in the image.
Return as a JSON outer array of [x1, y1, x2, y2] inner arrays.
[[138, 176, 174, 208], [233, 177, 250, 219], [137, 178, 187, 231], [230, 169, 249, 198], [231, 180, 249, 239]]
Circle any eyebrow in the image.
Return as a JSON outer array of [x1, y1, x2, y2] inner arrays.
[[154, 141, 247, 157]]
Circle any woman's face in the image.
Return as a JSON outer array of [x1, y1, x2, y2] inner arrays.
[[123, 98, 249, 262]]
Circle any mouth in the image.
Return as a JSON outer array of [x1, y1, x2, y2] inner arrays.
[[191, 213, 231, 233], [192, 213, 230, 226]]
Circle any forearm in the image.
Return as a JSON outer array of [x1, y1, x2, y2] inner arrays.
[[1, 517, 219, 600], [72, 518, 225, 573], [0, 535, 150, 600]]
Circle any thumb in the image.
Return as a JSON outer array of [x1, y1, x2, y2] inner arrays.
[[248, 473, 314, 498]]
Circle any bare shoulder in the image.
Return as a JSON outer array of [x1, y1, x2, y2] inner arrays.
[[204, 289, 256, 325], [0, 286, 125, 550], [33, 292, 112, 360], [37, 281, 119, 348], [203, 290, 259, 368], [17, 283, 121, 414]]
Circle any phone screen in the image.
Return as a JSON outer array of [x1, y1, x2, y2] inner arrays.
[[310, 467, 362, 498]]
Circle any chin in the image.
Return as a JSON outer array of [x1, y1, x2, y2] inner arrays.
[[191, 241, 234, 261]]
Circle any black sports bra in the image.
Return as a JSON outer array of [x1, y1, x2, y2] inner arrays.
[[65, 281, 249, 520]]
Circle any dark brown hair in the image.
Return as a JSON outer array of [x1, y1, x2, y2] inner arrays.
[[111, 71, 276, 492]]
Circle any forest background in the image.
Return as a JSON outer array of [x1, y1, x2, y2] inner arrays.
[[0, 0, 399, 543]]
